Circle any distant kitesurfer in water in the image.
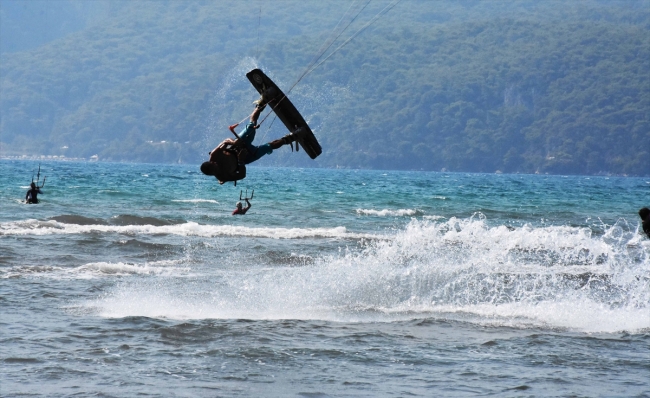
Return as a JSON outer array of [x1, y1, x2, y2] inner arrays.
[[233, 198, 252, 215], [200, 99, 305, 185], [25, 182, 43, 204], [639, 207, 650, 238]]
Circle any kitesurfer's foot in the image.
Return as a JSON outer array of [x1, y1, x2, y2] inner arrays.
[[290, 127, 306, 140], [280, 128, 306, 148], [281, 133, 295, 145], [253, 83, 268, 106], [253, 98, 267, 112]]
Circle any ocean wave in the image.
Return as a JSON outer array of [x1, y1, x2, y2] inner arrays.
[[75, 260, 187, 277], [46, 214, 184, 227], [49, 215, 107, 225], [111, 238, 174, 251], [1, 260, 187, 279], [422, 300, 650, 333], [109, 215, 180, 226], [172, 199, 219, 204], [83, 217, 649, 332], [1, 265, 67, 279], [0, 219, 375, 240], [356, 208, 420, 217]]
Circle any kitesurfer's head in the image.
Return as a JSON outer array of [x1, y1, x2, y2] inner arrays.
[[236, 202, 243, 209], [200, 161, 219, 176], [30, 182, 36, 189], [640, 207, 650, 220]]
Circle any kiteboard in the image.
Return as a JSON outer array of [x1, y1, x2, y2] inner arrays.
[[246, 69, 322, 159]]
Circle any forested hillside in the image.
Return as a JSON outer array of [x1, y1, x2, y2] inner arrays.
[[1, 0, 648, 175]]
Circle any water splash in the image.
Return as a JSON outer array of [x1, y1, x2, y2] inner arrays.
[[87, 217, 650, 333], [203, 56, 262, 149]]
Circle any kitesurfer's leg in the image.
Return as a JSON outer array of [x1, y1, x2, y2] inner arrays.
[[244, 143, 273, 164], [243, 127, 306, 163], [269, 139, 284, 150], [271, 127, 307, 148], [252, 99, 266, 113], [239, 123, 257, 146], [250, 102, 266, 128], [238, 100, 268, 147]]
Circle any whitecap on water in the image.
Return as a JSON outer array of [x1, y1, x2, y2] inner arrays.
[[85, 217, 650, 333], [356, 208, 419, 217], [0, 219, 374, 240], [172, 199, 219, 204]]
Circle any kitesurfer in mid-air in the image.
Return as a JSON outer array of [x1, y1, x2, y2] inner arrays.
[[233, 198, 252, 215], [639, 207, 650, 238], [25, 182, 43, 204], [200, 100, 306, 184]]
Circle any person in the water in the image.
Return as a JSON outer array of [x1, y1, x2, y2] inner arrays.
[[25, 182, 43, 204], [232, 198, 251, 215], [639, 207, 650, 238]]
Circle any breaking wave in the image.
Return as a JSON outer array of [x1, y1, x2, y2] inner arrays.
[[84, 216, 650, 333], [172, 199, 219, 204], [0, 219, 374, 240], [2, 260, 188, 279], [356, 208, 420, 217]]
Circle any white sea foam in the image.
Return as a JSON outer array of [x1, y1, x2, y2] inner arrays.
[[85, 217, 650, 332], [1, 265, 67, 279], [430, 300, 650, 333], [2, 260, 188, 280], [0, 219, 373, 240], [356, 208, 418, 217], [74, 260, 188, 278], [172, 199, 219, 204]]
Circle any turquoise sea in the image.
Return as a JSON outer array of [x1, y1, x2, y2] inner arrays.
[[1, 159, 649, 397]]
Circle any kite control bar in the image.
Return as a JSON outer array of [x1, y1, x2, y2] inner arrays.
[[228, 124, 241, 140], [239, 189, 254, 201], [32, 163, 46, 188]]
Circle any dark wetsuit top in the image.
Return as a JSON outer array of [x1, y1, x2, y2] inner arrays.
[[208, 145, 246, 183], [26, 188, 42, 203]]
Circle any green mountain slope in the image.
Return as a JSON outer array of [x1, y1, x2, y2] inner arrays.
[[1, 0, 648, 175]]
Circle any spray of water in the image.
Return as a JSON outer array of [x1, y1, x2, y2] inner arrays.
[[202, 57, 261, 150], [87, 216, 650, 333]]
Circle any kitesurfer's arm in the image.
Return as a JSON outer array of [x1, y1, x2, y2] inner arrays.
[[208, 146, 220, 163], [242, 199, 251, 214], [208, 139, 236, 163]]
